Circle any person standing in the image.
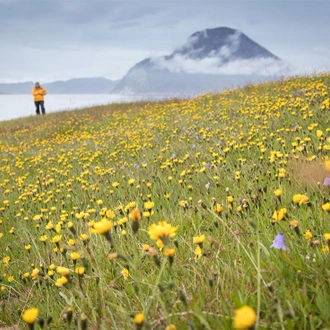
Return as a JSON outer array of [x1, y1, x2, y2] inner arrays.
[[32, 82, 47, 115]]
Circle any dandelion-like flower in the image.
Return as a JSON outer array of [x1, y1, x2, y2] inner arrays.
[[322, 203, 330, 212], [56, 266, 70, 276], [89, 218, 112, 234], [304, 229, 313, 241], [144, 201, 154, 211], [292, 194, 309, 205], [193, 234, 205, 244], [148, 221, 178, 244], [56, 276, 68, 287], [274, 189, 282, 197], [22, 307, 39, 325], [272, 208, 287, 222], [129, 208, 141, 222], [233, 305, 256, 330], [121, 268, 129, 279]]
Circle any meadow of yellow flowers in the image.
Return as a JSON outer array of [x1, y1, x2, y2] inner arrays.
[[1, 74, 330, 329]]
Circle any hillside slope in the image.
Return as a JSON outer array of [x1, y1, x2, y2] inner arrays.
[[0, 74, 330, 329]]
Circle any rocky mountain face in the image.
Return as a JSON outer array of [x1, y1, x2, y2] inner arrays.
[[113, 27, 287, 94], [170, 27, 279, 61]]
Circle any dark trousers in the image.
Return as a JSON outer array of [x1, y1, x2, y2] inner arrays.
[[35, 101, 46, 115]]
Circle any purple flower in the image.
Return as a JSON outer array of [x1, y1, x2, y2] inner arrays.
[[172, 154, 177, 159], [323, 177, 330, 186], [205, 182, 210, 189], [206, 162, 211, 168], [270, 233, 287, 250]]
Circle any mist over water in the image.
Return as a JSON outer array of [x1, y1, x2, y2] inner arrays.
[[0, 94, 175, 121]]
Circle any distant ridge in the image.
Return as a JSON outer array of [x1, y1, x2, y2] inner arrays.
[[0, 77, 118, 94]]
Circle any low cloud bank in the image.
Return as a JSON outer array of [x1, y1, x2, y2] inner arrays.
[[151, 55, 293, 76]]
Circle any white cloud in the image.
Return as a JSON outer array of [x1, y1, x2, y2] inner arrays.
[[151, 53, 293, 77], [217, 31, 241, 59]]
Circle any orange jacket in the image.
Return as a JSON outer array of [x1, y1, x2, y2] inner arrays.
[[32, 87, 47, 101]]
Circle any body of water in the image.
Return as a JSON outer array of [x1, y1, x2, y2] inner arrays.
[[0, 94, 175, 121]]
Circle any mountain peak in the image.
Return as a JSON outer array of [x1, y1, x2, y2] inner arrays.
[[172, 26, 279, 61], [113, 26, 288, 94], [191, 26, 237, 39]]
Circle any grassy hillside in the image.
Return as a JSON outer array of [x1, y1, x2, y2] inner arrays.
[[1, 74, 330, 330]]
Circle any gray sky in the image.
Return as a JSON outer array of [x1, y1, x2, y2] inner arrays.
[[1, 0, 329, 82]]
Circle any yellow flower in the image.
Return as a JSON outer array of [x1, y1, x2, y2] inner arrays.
[[31, 268, 40, 280], [272, 208, 287, 222], [56, 276, 68, 287], [316, 130, 323, 137], [142, 244, 150, 252], [227, 196, 234, 203], [273, 189, 282, 197], [89, 218, 112, 234], [121, 268, 129, 279], [22, 307, 38, 324], [156, 239, 164, 251], [143, 211, 153, 218], [70, 252, 81, 261], [324, 233, 330, 242], [51, 235, 62, 243], [194, 245, 203, 259], [304, 229, 313, 241], [148, 221, 178, 241], [45, 221, 54, 230], [96, 200, 103, 205], [48, 270, 55, 277], [193, 234, 205, 244], [290, 220, 299, 228], [164, 248, 175, 257], [67, 239, 76, 246], [292, 194, 309, 205], [322, 203, 330, 212], [106, 210, 115, 219], [56, 266, 70, 276], [165, 325, 176, 330], [134, 313, 144, 325], [321, 246, 329, 253], [144, 201, 154, 210], [233, 305, 256, 329], [79, 233, 89, 241], [129, 208, 142, 222], [214, 204, 223, 213], [75, 267, 85, 275], [325, 160, 330, 172], [179, 200, 188, 208], [128, 178, 135, 185]]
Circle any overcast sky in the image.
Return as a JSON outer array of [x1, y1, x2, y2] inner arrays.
[[0, 0, 329, 83]]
